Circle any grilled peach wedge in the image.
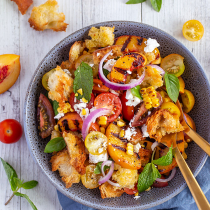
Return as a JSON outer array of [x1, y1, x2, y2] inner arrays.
[[0, 54, 21, 94]]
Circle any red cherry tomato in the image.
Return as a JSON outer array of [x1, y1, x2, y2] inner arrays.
[[94, 93, 122, 122], [121, 91, 134, 121], [152, 175, 169, 188], [93, 79, 109, 93], [124, 184, 138, 195], [89, 122, 100, 132], [0, 119, 23, 144], [69, 92, 95, 111]]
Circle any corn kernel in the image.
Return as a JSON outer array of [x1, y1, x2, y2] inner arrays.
[[100, 116, 107, 121], [100, 127, 105, 134], [145, 104, 152, 109], [140, 88, 147, 94], [117, 120, 125, 127], [126, 143, 134, 156], [57, 103, 73, 113], [163, 97, 171, 103], [119, 130, 125, 138], [159, 90, 166, 98], [82, 98, 88, 103], [81, 109, 87, 116], [146, 86, 155, 92], [148, 91, 157, 98], [151, 98, 159, 104], [54, 125, 59, 132], [75, 93, 78, 97], [143, 97, 152, 105], [184, 142, 188, 148], [98, 116, 108, 125], [77, 88, 83, 95], [134, 192, 139, 197]]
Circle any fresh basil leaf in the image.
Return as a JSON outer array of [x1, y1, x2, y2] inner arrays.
[[164, 72, 180, 102], [14, 192, 37, 210], [94, 162, 110, 174], [103, 68, 110, 77], [150, 0, 162, 12], [52, 100, 59, 116], [126, 0, 146, 4], [73, 62, 93, 102], [137, 163, 161, 192], [44, 137, 66, 153], [153, 146, 173, 166], [1, 158, 18, 191], [22, 180, 38, 190], [131, 85, 142, 99]]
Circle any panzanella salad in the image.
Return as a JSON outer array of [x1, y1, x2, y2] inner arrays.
[[38, 26, 196, 199]]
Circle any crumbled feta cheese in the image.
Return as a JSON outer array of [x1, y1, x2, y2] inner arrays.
[[74, 102, 89, 119], [54, 112, 64, 120], [103, 59, 116, 72], [124, 127, 137, 140], [89, 152, 108, 164], [110, 89, 119, 96], [97, 53, 100, 57], [89, 63, 94, 67], [125, 89, 141, 107], [134, 195, 140, 200], [148, 111, 151, 115], [63, 69, 72, 76], [141, 124, 149, 137], [144, 38, 160, 53], [134, 143, 141, 153], [74, 97, 77, 103], [127, 70, 132, 74]]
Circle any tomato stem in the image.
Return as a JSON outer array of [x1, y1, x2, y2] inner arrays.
[[5, 193, 14, 205]]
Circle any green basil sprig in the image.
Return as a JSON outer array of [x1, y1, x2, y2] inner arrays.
[[52, 100, 59, 116], [44, 137, 66, 153], [131, 85, 142, 99], [1, 158, 38, 209], [126, 0, 146, 4], [164, 72, 180, 103]]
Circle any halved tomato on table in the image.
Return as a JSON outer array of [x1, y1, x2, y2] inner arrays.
[[94, 93, 122, 122]]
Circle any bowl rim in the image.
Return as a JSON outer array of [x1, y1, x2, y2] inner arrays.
[[23, 20, 209, 210]]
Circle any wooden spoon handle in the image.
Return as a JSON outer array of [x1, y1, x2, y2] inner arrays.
[[174, 147, 210, 210]]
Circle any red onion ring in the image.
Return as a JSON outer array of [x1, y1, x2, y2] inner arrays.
[[151, 141, 160, 151], [99, 160, 120, 187], [82, 108, 110, 140], [156, 168, 177, 182], [98, 51, 145, 90], [147, 64, 165, 75]]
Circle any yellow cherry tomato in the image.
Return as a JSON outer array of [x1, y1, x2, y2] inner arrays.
[[178, 77, 185, 94], [181, 89, 195, 113], [85, 131, 108, 155], [42, 68, 56, 91], [182, 20, 204, 41], [75, 54, 94, 69], [161, 102, 181, 117]]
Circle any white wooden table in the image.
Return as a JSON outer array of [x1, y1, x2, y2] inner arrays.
[[0, 0, 209, 209]]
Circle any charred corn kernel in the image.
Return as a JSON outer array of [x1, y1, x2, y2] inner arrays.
[[134, 192, 139, 197], [143, 97, 152, 104], [117, 120, 125, 127], [152, 98, 160, 107], [140, 88, 147, 94], [77, 88, 83, 95], [81, 109, 87, 116], [58, 103, 73, 113], [100, 127, 105, 134], [182, 151, 187, 159], [119, 130, 125, 138], [54, 125, 59, 132], [146, 86, 155, 92], [82, 98, 88, 103], [184, 141, 188, 149], [145, 187, 151, 191], [148, 91, 157, 98], [145, 104, 152, 109], [126, 143, 134, 156], [107, 73, 111, 80], [75, 93, 78, 97]]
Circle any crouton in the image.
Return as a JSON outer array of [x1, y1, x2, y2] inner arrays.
[[93, 45, 123, 64], [85, 26, 115, 51], [81, 165, 101, 189], [99, 182, 124, 199], [69, 41, 85, 63], [138, 65, 163, 89], [60, 60, 75, 77], [138, 148, 152, 167], [146, 109, 184, 142], [48, 66, 73, 110], [127, 127, 145, 145], [50, 149, 80, 188], [11, 0, 33, 15], [112, 168, 138, 189], [63, 132, 86, 175], [28, 0, 68, 31]]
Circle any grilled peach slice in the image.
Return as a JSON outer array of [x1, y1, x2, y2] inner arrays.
[[111, 52, 146, 84], [178, 77, 185, 94], [57, 112, 83, 132], [115, 35, 161, 64], [0, 54, 20, 94], [106, 123, 141, 170]]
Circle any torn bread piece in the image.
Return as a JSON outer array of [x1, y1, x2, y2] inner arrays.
[[63, 131, 86, 175], [93, 45, 123, 64], [69, 41, 85, 63], [28, 0, 68, 31], [11, 0, 33, 15], [146, 109, 184, 142], [50, 149, 80, 188], [99, 182, 124, 199]]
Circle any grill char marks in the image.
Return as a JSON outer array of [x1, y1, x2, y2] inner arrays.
[[113, 67, 129, 75], [111, 132, 128, 143], [121, 36, 131, 52], [62, 119, 70, 131], [137, 37, 143, 46], [112, 144, 126, 152]]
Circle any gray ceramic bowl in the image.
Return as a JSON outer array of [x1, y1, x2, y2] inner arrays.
[[24, 21, 210, 210]]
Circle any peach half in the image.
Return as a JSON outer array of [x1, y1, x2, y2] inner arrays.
[[0, 54, 20, 94]]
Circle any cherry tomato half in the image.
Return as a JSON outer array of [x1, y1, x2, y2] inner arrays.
[[89, 122, 100, 132], [94, 93, 122, 122], [69, 92, 95, 111], [93, 79, 109, 93], [124, 184, 138, 195], [121, 91, 134, 121], [0, 119, 23, 144]]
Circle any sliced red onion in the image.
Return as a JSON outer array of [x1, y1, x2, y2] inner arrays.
[[156, 168, 177, 182], [147, 64, 165, 75], [151, 141, 160, 151], [98, 160, 120, 187], [98, 51, 145, 90], [82, 108, 110, 140]]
